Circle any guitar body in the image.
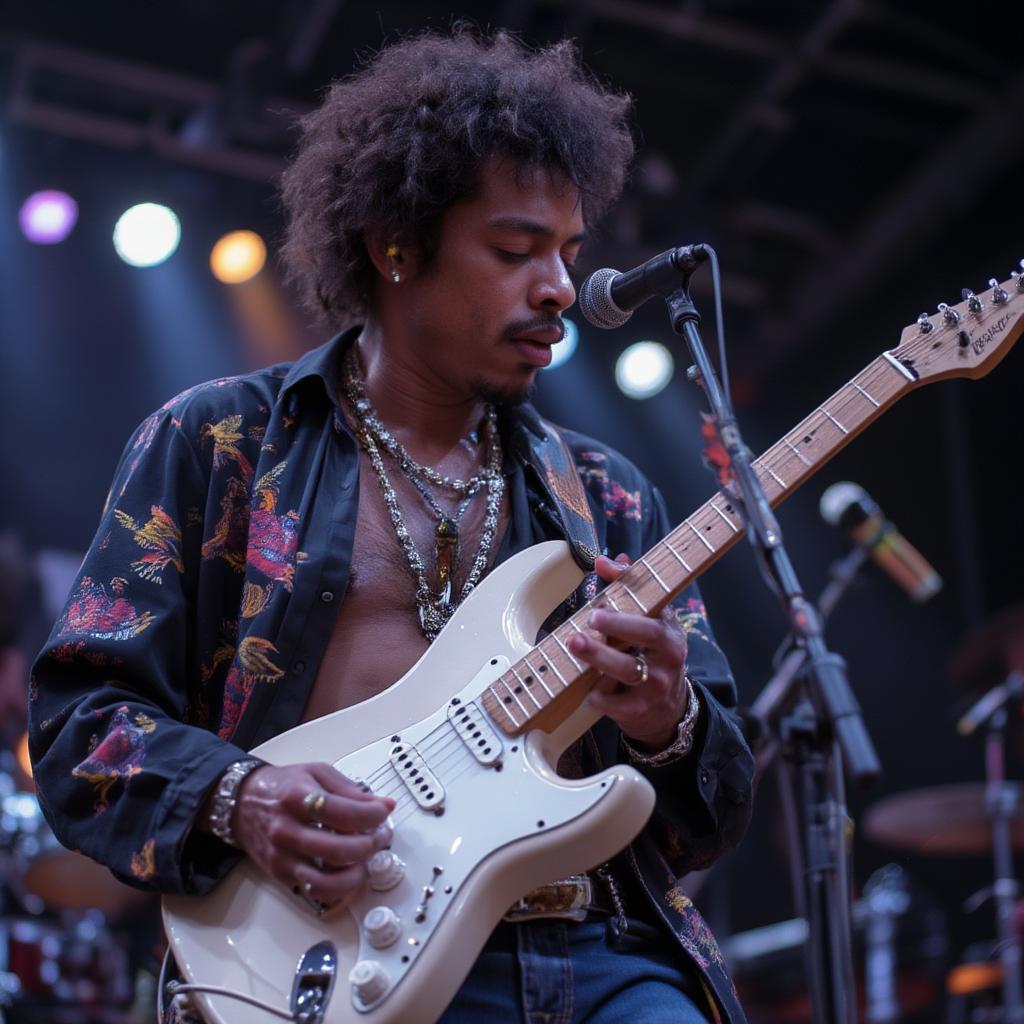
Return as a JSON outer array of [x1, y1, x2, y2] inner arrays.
[[162, 540, 657, 1024]]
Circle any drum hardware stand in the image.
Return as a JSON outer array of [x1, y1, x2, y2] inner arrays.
[[654, 247, 880, 1024], [958, 673, 1024, 1023]]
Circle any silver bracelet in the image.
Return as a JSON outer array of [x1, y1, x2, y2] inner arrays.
[[621, 676, 701, 768], [207, 758, 264, 847]]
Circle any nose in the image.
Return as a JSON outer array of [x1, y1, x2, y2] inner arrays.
[[530, 255, 576, 314]]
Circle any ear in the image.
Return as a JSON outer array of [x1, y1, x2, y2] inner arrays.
[[364, 226, 421, 282]]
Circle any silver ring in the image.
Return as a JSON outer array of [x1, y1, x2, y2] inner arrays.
[[633, 654, 649, 685]]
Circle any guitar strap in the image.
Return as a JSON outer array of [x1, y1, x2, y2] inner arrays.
[[525, 417, 601, 572]]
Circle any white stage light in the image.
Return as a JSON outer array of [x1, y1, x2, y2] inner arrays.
[[113, 203, 181, 267], [545, 317, 578, 370], [614, 341, 674, 399]]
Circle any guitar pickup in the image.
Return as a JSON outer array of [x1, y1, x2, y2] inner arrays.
[[389, 743, 445, 811], [447, 701, 503, 766]]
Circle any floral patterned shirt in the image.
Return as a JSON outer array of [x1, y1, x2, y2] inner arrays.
[[30, 329, 754, 1023]]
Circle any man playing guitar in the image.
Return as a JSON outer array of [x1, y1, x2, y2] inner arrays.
[[30, 29, 754, 1023]]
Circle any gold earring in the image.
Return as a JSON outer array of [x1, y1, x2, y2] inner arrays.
[[385, 244, 401, 284]]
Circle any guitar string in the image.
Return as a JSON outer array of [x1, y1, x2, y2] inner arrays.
[[350, 354, 938, 824], [342, 357, 920, 804]]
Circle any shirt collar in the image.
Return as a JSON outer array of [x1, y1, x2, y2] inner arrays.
[[280, 326, 361, 409]]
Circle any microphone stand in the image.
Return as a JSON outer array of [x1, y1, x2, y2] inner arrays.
[[660, 258, 881, 1024]]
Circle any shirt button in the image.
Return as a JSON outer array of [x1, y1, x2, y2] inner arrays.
[[320, 590, 335, 603], [699, 769, 710, 785], [293, 660, 306, 674]]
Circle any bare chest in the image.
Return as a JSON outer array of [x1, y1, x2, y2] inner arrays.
[[301, 456, 507, 722]]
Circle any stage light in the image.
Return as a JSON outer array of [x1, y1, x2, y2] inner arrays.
[[545, 317, 578, 370], [113, 203, 180, 267], [614, 341, 674, 399], [19, 190, 78, 244], [210, 229, 267, 284]]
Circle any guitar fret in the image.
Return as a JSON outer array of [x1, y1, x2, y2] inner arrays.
[[665, 540, 691, 571], [499, 675, 532, 716], [784, 439, 811, 466], [640, 556, 669, 592], [853, 382, 880, 407], [489, 681, 526, 726], [823, 408, 848, 435], [883, 352, 916, 381], [553, 632, 584, 671], [605, 593, 621, 611], [535, 650, 568, 688], [711, 502, 740, 533], [622, 585, 648, 613], [517, 659, 554, 700], [686, 518, 715, 553], [759, 461, 786, 488], [520, 663, 552, 704], [508, 666, 542, 710]]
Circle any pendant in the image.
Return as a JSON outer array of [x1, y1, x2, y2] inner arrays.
[[434, 516, 460, 606]]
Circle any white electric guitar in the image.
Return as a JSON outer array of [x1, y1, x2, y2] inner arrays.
[[163, 272, 1024, 1024]]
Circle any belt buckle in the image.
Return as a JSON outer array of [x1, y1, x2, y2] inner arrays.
[[502, 874, 593, 923]]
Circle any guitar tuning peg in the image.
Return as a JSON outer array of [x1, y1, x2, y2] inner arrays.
[[937, 302, 961, 325], [961, 288, 983, 315], [1013, 262, 1024, 293], [989, 278, 1009, 304], [916, 312, 934, 334]]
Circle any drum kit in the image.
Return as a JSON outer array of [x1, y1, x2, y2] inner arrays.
[[0, 749, 155, 1024], [728, 605, 1024, 1023]]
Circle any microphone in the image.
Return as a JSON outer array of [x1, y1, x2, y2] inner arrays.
[[957, 672, 1024, 736], [578, 244, 710, 329], [819, 482, 942, 603]]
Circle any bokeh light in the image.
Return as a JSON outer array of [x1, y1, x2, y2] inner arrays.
[[19, 190, 78, 244], [614, 340, 674, 399], [113, 203, 181, 267], [210, 229, 267, 284], [545, 317, 578, 370]]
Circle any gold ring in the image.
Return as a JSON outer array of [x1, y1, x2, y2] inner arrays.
[[302, 790, 328, 819], [633, 654, 649, 685]]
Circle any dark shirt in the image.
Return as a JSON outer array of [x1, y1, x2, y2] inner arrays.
[[29, 330, 754, 1022]]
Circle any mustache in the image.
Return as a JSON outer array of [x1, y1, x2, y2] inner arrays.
[[503, 315, 565, 342]]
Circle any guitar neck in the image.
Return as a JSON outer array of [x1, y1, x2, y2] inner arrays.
[[482, 352, 916, 735]]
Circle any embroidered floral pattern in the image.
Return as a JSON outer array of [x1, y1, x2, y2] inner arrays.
[[57, 577, 155, 641], [218, 636, 284, 739], [72, 706, 156, 812], [114, 505, 184, 583], [131, 838, 156, 881]]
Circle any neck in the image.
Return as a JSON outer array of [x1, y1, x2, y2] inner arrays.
[[355, 319, 488, 457]]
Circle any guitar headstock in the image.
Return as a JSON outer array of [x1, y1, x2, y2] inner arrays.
[[890, 262, 1024, 384]]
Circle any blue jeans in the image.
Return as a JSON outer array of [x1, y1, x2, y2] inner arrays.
[[439, 917, 711, 1023]]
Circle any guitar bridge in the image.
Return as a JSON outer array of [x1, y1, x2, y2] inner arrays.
[[390, 743, 445, 811]]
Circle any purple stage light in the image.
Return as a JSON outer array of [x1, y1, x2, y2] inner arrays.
[[19, 190, 78, 244]]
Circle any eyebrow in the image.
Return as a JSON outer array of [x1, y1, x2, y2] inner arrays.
[[487, 216, 585, 245]]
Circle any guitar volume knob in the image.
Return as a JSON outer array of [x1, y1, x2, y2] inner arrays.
[[363, 906, 402, 948], [349, 959, 390, 1004], [367, 850, 405, 891]]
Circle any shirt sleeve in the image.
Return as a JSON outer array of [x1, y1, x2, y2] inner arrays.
[[29, 405, 247, 896], [621, 484, 755, 876]]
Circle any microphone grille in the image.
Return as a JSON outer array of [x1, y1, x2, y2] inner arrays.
[[579, 267, 631, 329], [819, 481, 869, 526]]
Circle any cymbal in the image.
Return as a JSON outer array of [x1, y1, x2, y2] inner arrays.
[[950, 605, 1024, 692], [862, 783, 1024, 856]]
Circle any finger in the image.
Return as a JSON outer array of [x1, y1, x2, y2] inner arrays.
[[594, 554, 631, 582], [568, 632, 647, 684], [587, 609, 684, 657], [308, 762, 386, 800], [586, 686, 657, 719], [302, 792, 396, 834], [289, 821, 393, 869], [295, 862, 367, 910]]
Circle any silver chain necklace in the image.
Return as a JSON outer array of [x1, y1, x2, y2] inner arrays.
[[342, 347, 505, 642]]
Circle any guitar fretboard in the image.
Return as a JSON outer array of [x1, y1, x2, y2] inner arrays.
[[480, 353, 914, 735]]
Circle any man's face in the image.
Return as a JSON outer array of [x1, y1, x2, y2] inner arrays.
[[398, 158, 585, 406]]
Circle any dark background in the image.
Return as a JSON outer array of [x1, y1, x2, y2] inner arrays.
[[2, 2, 1022, 1016]]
